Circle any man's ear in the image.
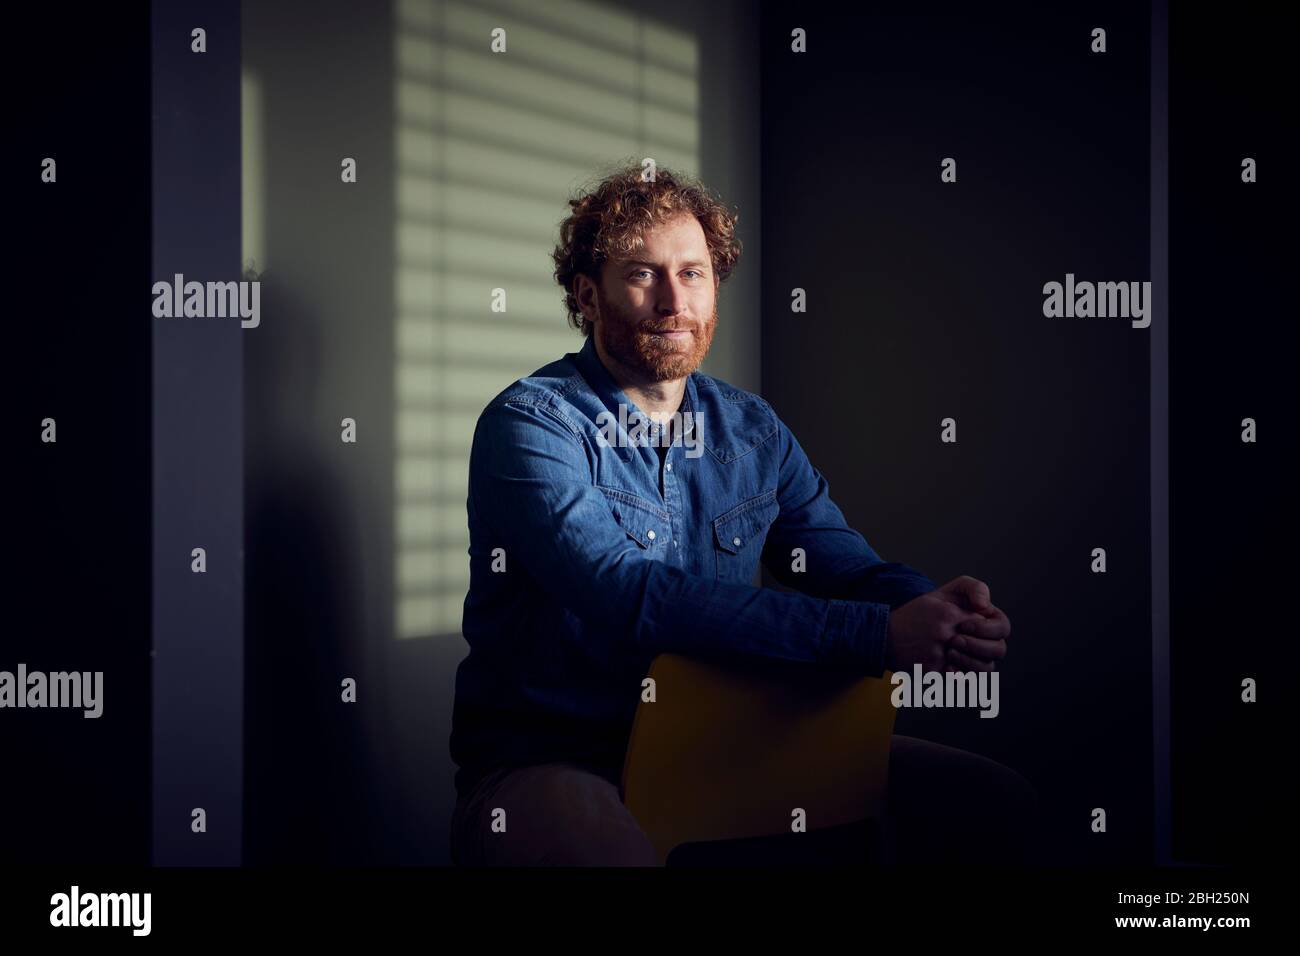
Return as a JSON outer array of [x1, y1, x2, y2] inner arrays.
[[575, 273, 600, 325]]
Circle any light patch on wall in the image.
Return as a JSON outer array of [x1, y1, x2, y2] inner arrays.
[[392, 0, 699, 638], [241, 68, 264, 275]]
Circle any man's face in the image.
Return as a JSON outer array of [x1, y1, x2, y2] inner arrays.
[[584, 213, 718, 383]]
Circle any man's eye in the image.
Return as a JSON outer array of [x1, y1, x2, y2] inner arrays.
[[631, 270, 652, 279]]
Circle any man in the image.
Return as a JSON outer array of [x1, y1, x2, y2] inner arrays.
[[448, 164, 1037, 866]]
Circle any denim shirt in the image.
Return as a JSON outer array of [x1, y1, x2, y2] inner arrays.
[[449, 335, 938, 794]]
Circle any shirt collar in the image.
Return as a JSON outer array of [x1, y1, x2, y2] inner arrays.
[[573, 334, 699, 432]]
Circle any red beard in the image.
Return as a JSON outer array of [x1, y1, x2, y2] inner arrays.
[[594, 287, 717, 382]]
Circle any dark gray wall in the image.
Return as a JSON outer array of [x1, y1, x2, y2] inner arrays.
[[152, 0, 245, 868], [758, 1, 1154, 865]]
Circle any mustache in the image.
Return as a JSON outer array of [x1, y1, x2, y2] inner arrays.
[[639, 321, 696, 333]]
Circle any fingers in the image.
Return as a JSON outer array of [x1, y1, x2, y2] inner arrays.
[[956, 575, 992, 611], [951, 633, 1007, 660], [955, 608, 1010, 641], [940, 576, 994, 613], [946, 647, 996, 672]]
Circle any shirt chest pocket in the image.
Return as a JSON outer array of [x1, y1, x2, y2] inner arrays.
[[601, 489, 670, 561], [713, 490, 779, 583]]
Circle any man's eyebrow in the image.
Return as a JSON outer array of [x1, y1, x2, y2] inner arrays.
[[621, 259, 711, 269]]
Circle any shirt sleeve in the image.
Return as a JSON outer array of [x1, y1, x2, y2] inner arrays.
[[760, 411, 939, 609], [470, 397, 891, 676]]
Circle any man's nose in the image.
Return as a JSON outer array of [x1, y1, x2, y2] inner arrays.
[[657, 277, 689, 317]]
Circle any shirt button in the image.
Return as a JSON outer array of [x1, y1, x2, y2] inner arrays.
[[673, 540, 679, 547], [647, 530, 656, 540], [665, 462, 672, 471], [732, 536, 742, 547]]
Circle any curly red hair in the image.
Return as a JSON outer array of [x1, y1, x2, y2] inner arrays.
[[552, 163, 742, 335]]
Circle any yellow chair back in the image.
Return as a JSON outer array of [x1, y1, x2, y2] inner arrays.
[[621, 653, 898, 865]]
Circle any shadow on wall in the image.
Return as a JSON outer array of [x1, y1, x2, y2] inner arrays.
[[243, 273, 376, 864]]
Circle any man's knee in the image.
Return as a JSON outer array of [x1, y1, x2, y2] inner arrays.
[[528, 765, 657, 866], [892, 735, 1037, 806], [888, 735, 1041, 864], [453, 762, 658, 866], [537, 813, 658, 866]]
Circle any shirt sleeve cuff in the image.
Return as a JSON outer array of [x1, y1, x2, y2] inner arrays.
[[824, 599, 891, 676]]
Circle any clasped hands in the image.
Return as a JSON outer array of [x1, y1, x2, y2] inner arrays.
[[883, 575, 1010, 674]]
